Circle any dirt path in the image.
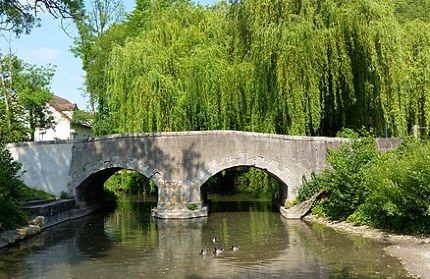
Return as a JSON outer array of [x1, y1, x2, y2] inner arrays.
[[304, 215, 430, 279]]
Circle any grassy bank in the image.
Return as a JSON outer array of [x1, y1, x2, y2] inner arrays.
[[0, 145, 54, 230], [297, 135, 430, 234]]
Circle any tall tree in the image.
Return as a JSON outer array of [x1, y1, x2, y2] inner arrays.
[[0, 55, 55, 142], [76, 0, 430, 138], [16, 65, 55, 141], [72, 0, 126, 134], [74, 0, 430, 193]]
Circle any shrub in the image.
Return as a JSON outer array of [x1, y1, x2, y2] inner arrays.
[[346, 206, 372, 226], [298, 172, 329, 202], [0, 144, 28, 229], [335, 127, 371, 139], [299, 138, 430, 234], [14, 184, 55, 202], [335, 128, 361, 138], [0, 196, 27, 230], [362, 140, 430, 233], [298, 138, 378, 220], [322, 137, 378, 220], [311, 201, 327, 217]]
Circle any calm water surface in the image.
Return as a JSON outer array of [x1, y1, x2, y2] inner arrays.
[[0, 196, 413, 279]]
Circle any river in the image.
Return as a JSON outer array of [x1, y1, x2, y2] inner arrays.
[[0, 195, 413, 279]]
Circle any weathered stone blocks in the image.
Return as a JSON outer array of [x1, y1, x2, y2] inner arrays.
[[7, 131, 403, 219]]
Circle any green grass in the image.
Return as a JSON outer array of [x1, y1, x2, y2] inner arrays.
[[15, 184, 55, 203]]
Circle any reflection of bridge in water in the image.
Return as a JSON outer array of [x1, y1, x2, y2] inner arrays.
[[7, 130, 400, 218], [0, 203, 408, 279]]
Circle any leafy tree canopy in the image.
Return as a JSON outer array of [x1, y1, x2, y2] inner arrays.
[[0, 54, 55, 142], [0, 0, 84, 36], [75, 0, 430, 138]]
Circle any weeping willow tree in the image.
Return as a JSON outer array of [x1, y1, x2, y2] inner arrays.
[[105, 1, 254, 133], [403, 21, 430, 137], [230, 0, 412, 136], [82, 0, 430, 137], [75, 0, 430, 193]]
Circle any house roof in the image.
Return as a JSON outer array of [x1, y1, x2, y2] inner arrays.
[[48, 95, 93, 128], [49, 95, 78, 112]]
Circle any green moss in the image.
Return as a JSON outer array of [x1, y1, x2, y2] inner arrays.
[[187, 203, 198, 211]]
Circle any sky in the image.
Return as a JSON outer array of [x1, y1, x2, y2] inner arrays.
[[0, 0, 215, 110]]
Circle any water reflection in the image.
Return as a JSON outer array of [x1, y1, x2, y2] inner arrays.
[[287, 219, 408, 279], [0, 196, 413, 279]]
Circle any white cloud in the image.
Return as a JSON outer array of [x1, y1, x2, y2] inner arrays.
[[20, 47, 63, 63]]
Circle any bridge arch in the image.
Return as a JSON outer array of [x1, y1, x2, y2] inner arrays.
[[68, 158, 163, 205], [199, 166, 289, 209], [193, 155, 293, 207]]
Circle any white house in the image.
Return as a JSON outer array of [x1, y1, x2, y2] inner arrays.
[[34, 95, 92, 141]]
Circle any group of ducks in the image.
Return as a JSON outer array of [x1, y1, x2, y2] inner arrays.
[[199, 237, 239, 256]]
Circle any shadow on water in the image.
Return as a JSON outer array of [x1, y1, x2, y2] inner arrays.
[[0, 211, 114, 279], [0, 195, 415, 279]]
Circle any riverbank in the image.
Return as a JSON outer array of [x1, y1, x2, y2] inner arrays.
[[0, 201, 103, 249], [304, 214, 430, 279]]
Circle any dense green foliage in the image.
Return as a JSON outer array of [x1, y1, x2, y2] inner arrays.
[[0, 146, 27, 230], [204, 167, 281, 198], [0, 146, 26, 229], [298, 138, 377, 219], [15, 185, 56, 202], [72, 0, 430, 197], [0, 145, 27, 230], [104, 170, 158, 196], [359, 141, 430, 233], [76, 0, 430, 138], [72, 109, 95, 127], [0, 55, 55, 142], [298, 139, 430, 234]]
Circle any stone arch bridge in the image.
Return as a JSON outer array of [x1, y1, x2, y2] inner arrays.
[[7, 131, 399, 218]]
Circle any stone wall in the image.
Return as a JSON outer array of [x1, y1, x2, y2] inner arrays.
[[7, 141, 73, 196]]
